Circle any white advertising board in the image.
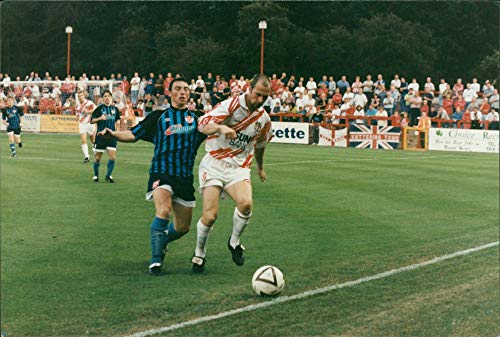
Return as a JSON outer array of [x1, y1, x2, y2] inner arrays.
[[271, 122, 310, 144], [428, 128, 499, 153], [1, 113, 40, 132]]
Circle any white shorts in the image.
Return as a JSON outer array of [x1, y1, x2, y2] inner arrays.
[[79, 122, 95, 135], [198, 153, 251, 193], [145, 185, 196, 208]]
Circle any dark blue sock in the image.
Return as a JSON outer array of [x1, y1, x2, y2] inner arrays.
[[106, 160, 115, 177], [166, 222, 187, 244], [93, 162, 100, 176], [150, 217, 169, 264], [9, 144, 15, 153]]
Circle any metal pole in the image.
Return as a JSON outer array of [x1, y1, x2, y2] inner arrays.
[[260, 29, 265, 74], [67, 33, 71, 76]]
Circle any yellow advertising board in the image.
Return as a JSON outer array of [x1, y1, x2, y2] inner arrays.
[[40, 115, 79, 133]]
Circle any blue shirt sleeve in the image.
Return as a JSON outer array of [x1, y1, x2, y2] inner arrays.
[[131, 110, 162, 143]]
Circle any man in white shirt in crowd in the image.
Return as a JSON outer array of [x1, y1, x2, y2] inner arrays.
[[470, 77, 481, 93], [463, 83, 477, 110], [424, 77, 435, 92], [130, 72, 141, 106]]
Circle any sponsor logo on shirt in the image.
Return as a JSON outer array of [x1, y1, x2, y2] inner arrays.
[[165, 124, 196, 136]]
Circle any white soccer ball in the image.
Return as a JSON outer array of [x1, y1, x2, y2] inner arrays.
[[252, 265, 285, 296]]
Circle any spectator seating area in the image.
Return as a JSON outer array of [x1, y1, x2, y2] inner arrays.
[[0, 71, 498, 130]]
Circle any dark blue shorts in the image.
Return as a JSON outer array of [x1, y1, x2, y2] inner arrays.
[[147, 173, 195, 203], [94, 135, 118, 152], [7, 127, 21, 135]]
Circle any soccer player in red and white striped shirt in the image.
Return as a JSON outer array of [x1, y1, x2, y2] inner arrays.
[[76, 91, 97, 163], [191, 74, 273, 273]]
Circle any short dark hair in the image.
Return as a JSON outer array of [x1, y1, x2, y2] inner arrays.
[[102, 90, 112, 97], [169, 77, 189, 91], [250, 74, 271, 89]]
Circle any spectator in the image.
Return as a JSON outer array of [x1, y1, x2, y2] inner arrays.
[[424, 77, 435, 92], [287, 75, 297, 90], [139, 76, 147, 99], [336, 76, 350, 94], [482, 80, 495, 100], [187, 97, 196, 111], [332, 88, 343, 105], [383, 94, 394, 116], [409, 89, 422, 126], [438, 78, 448, 105], [143, 93, 156, 118], [391, 110, 401, 127], [480, 98, 491, 116], [375, 106, 388, 127], [486, 109, 499, 130], [130, 72, 141, 105], [390, 74, 401, 89], [442, 94, 453, 118], [204, 72, 214, 92], [489, 89, 499, 110], [428, 106, 438, 126], [353, 105, 365, 125], [461, 108, 472, 129], [451, 108, 463, 128], [365, 103, 378, 125], [400, 112, 409, 128], [327, 76, 336, 96], [353, 90, 368, 109], [375, 74, 385, 87], [417, 111, 431, 129], [342, 87, 354, 103], [454, 94, 466, 113], [293, 81, 305, 98], [452, 78, 464, 98], [408, 78, 419, 93], [302, 91, 316, 109], [462, 83, 477, 110], [470, 77, 481, 94], [351, 76, 362, 94], [437, 106, 450, 128], [470, 107, 482, 129], [305, 77, 317, 96], [316, 93, 327, 113]]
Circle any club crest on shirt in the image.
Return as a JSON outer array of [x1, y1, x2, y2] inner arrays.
[[185, 115, 194, 124], [152, 180, 160, 189], [254, 121, 262, 133]]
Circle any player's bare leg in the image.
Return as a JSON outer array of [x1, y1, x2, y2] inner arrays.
[[192, 185, 222, 273], [225, 180, 253, 266]]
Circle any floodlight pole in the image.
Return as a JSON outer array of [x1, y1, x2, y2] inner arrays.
[[259, 21, 267, 74], [66, 26, 73, 76]]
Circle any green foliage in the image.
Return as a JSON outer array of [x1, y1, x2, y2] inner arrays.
[[474, 50, 500, 85], [0, 2, 498, 80], [354, 13, 437, 78]]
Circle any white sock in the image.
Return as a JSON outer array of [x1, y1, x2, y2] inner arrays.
[[230, 207, 251, 248], [82, 144, 89, 158], [195, 219, 212, 258]]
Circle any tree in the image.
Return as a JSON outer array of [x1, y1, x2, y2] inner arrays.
[[474, 50, 500, 85], [354, 13, 437, 81]]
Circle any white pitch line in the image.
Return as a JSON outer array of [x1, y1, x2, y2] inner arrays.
[[124, 241, 499, 337], [265, 154, 467, 166], [1, 153, 469, 167]]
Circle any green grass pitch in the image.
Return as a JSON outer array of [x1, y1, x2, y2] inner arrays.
[[1, 133, 498, 337]]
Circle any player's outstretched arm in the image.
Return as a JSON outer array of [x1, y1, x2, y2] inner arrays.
[[98, 128, 136, 142], [255, 147, 267, 182], [200, 123, 237, 139]]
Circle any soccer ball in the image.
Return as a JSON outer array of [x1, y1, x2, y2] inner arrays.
[[252, 265, 285, 296]]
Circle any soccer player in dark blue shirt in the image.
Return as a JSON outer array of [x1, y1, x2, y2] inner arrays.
[[91, 90, 122, 183], [2, 97, 24, 157], [98, 78, 206, 275]]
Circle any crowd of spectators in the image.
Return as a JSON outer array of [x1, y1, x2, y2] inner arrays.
[[0, 71, 498, 130]]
